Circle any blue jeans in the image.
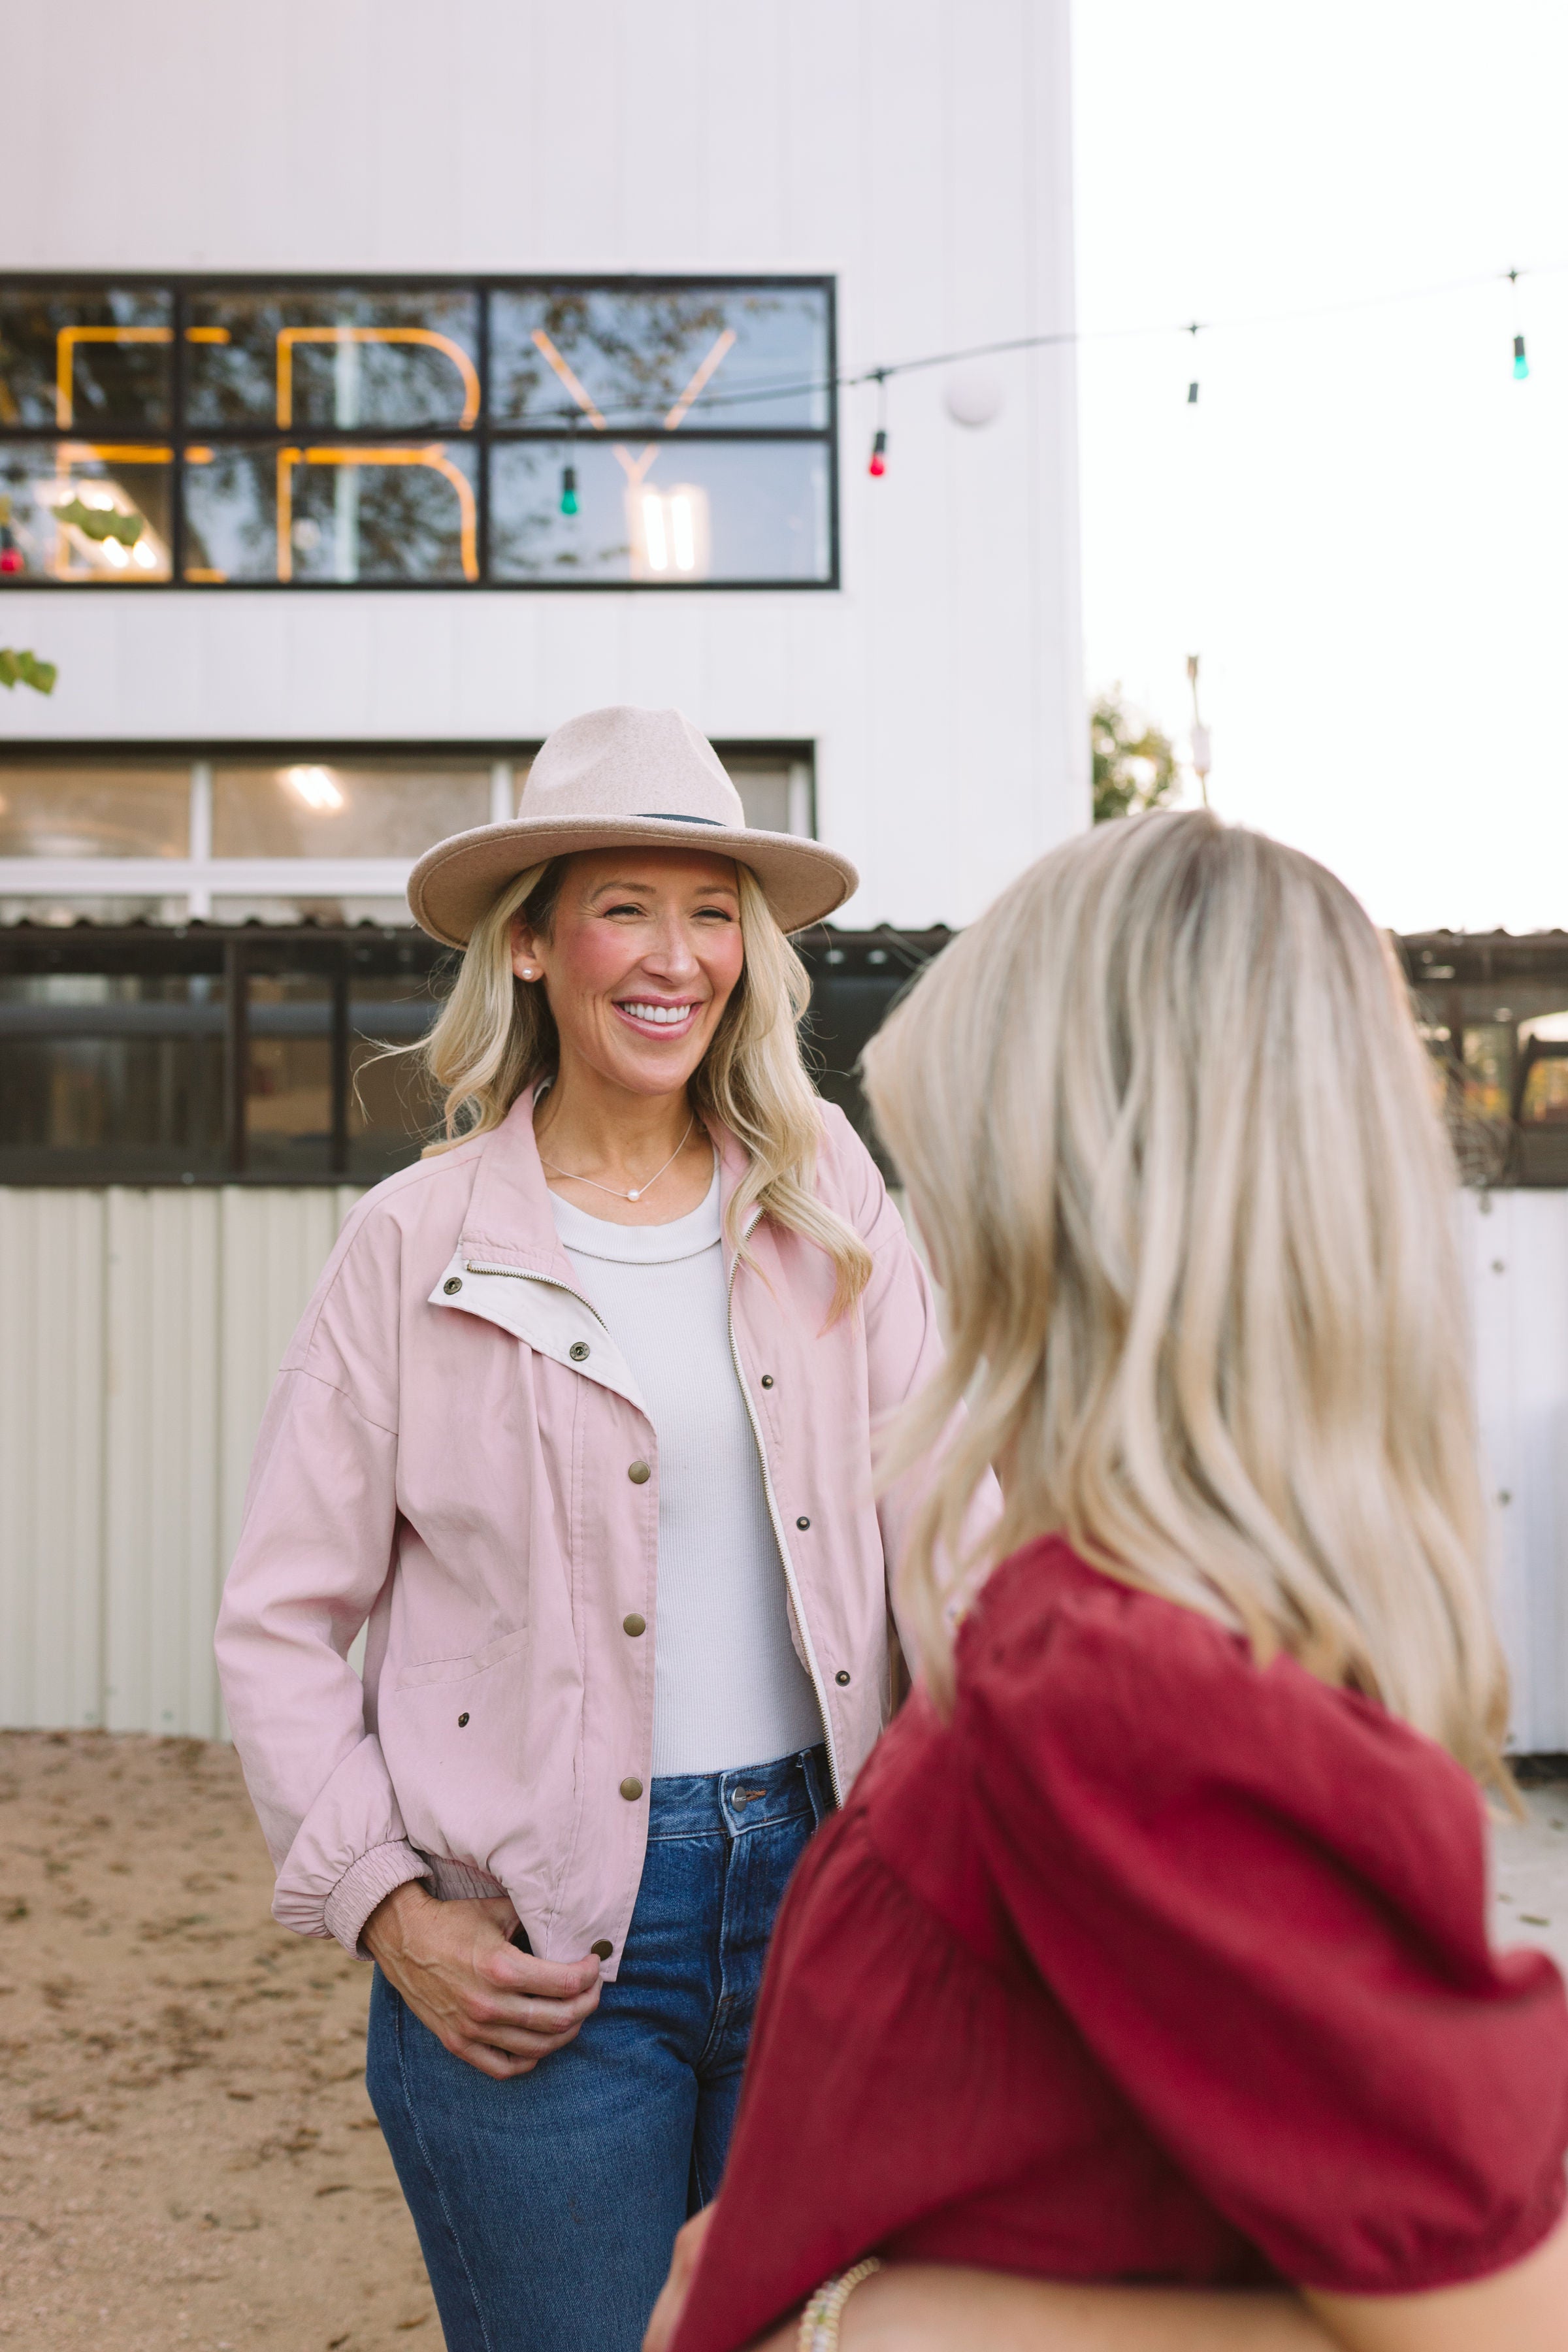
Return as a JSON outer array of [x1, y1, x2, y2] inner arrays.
[[367, 1745, 831, 2352]]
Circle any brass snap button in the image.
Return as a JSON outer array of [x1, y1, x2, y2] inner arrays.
[[569, 1340, 590, 1362], [623, 1614, 647, 1637], [442, 1277, 463, 1296], [590, 1938, 613, 1961], [457, 1711, 470, 1725], [796, 1515, 811, 1530], [760, 1374, 774, 1388], [628, 1460, 651, 1484], [619, 1776, 644, 1801], [834, 1671, 851, 1687]]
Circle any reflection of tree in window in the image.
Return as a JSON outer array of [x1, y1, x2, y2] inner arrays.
[[498, 290, 802, 423], [487, 444, 630, 578], [184, 294, 480, 429], [187, 448, 474, 583], [0, 291, 172, 427]]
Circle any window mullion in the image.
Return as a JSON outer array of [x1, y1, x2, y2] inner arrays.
[[188, 760, 213, 919]]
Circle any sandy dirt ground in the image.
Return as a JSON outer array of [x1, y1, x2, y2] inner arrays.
[[1, 1731, 1565, 2352], [0, 1731, 438, 2351]]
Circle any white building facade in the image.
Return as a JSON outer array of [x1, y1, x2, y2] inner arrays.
[[0, 0, 1088, 1737], [0, 0, 1086, 928]]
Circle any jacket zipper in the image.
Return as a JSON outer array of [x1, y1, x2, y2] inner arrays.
[[462, 1262, 608, 1325], [726, 1226, 845, 1805]]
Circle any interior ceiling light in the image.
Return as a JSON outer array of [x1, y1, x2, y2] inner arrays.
[[287, 765, 345, 813]]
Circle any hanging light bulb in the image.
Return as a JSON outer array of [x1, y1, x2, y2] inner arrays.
[[868, 369, 889, 478], [1508, 271, 1530, 380], [560, 461, 580, 517], [1186, 321, 1200, 405], [0, 496, 22, 576]]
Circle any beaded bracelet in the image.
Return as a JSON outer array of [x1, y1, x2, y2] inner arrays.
[[796, 2257, 883, 2351]]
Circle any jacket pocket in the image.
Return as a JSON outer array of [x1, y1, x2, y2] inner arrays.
[[392, 1625, 529, 1691]]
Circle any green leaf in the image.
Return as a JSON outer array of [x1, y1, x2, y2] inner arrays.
[[0, 648, 58, 694], [49, 495, 143, 546]]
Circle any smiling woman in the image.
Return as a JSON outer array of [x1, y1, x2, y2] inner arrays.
[[214, 705, 990, 2352]]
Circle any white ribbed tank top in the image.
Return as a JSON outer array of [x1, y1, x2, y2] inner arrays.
[[549, 1168, 823, 1776]]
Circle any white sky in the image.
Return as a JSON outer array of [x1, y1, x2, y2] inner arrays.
[[1071, 0, 1568, 933]]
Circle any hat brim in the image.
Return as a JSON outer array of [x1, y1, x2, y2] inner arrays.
[[407, 816, 858, 947]]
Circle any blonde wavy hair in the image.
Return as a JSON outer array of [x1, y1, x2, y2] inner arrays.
[[417, 855, 872, 1319], [863, 808, 1511, 1789]]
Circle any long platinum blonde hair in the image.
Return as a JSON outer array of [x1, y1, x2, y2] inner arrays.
[[863, 809, 1511, 1789], [418, 855, 872, 1318]]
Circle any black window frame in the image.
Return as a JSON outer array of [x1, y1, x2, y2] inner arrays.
[[0, 271, 840, 594], [0, 921, 945, 1188]]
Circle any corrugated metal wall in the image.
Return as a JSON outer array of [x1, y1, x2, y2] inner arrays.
[[2, 1184, 1565, 1748], [0, 1187, 359, 1737], [1463, 1188, 1568, 1752]]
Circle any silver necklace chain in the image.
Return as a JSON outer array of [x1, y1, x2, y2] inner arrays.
[[540, 1113, 698, 1204]]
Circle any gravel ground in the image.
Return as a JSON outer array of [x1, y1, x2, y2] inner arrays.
[[1, 1731, 1564, 2351]]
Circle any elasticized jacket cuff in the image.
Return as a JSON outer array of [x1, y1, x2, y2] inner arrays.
[[321, 1839, 432, 1959]]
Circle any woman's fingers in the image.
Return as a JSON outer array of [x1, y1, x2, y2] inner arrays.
[[479, 1940, 604, 2001], [363, 1886, 606, 2078], [455, 2012, 590, 2059], [451, 2036, 542, 2082]]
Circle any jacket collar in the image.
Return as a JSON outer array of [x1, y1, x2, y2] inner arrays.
[[459, 1085, 753, 1275]]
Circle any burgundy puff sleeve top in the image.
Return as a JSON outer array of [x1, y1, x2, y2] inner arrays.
[[673, 1538, 1568, 2352]]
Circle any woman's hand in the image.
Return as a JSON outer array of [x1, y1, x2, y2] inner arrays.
[[362, 1884, 602, 2079], [644, 2204, 717, 2352]]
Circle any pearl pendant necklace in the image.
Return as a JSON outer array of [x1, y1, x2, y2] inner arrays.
[[541, 1113, 697, 1203]]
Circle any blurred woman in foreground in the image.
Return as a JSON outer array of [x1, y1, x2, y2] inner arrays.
[[648, 810, 1568, 2352]]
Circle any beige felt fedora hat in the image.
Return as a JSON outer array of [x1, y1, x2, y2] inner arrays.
[[408, 705, 857, 947]]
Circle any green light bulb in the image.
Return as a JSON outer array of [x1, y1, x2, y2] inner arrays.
[[1514, 335, 1529, 381], [560, 463, 580, 516]]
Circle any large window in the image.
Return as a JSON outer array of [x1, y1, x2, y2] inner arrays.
[[0, 278, 837, 590], [1405, 934, 1568, 1188], [0, 923, 944, 1187], [0, 744, 817, 927]]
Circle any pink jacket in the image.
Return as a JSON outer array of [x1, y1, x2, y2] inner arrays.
[[216, 1092, 962, 1975]]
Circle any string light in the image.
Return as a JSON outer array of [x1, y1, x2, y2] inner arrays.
[[868, 370, 889, 477], [1509, 270, 1529, 380], [560, 461, 580, 516], [530, 258, 1567, 441], [1186, 323, 1200, 404], [0, 495, 22, 577]]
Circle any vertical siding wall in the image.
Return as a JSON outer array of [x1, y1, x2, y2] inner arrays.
[[0, 1187, 358, 1737], [5, 1185, 1566, 1748], [1463, 1189, 1568, 1752]]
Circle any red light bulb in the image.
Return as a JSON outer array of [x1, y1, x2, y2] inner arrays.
[[0, 546, 24, 576], [868, 428, 888, 479]]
